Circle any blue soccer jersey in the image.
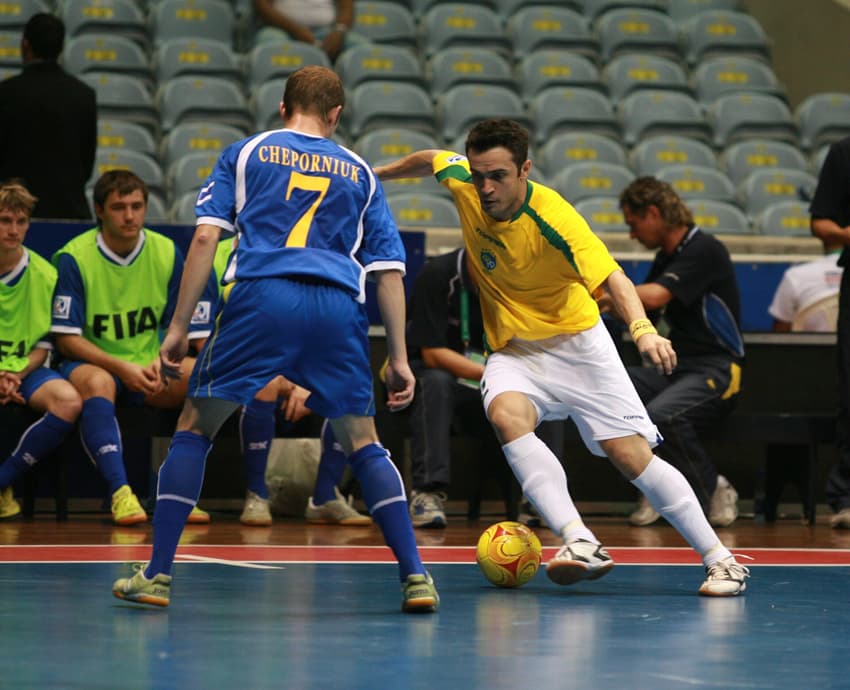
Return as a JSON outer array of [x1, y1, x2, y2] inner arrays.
[[194, 129, 406, 301]]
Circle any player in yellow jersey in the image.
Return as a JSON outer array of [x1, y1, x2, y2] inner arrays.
[[375, 119, 749, 596]]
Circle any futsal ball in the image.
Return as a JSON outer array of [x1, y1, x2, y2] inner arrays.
[[476, 521, 542, 588]]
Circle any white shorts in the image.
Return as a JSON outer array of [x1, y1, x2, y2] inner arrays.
[[480, 320, 661, 457]]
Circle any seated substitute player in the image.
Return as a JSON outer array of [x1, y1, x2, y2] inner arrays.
[[112, 66, 438, 612], [51, 170, 214, 526], [374, 119, 750, 596], [0, 182, 82, 518]]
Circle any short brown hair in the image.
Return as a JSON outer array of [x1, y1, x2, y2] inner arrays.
[[619, 176, 694, 227], [283, 65, 345, 121], [92, 169, 148, 212], [0, 182, 37, 217], [465, 118, 529, 170]]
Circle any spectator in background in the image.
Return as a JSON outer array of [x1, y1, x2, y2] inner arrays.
[[809, 135, 850, 529], [50, 170, 214, 526], [769, 242, 843, 332], [615, 177, 744, 528], [0, 13, 96, 220], [0, 182, 82, 519], [252, 0, 358, 61]]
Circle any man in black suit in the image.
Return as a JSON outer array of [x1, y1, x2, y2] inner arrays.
[[0, 13, 96, 220]]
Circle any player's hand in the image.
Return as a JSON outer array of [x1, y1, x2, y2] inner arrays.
[[119, 361, 162, 395], [0, 372, 24, 405], [281, 384, 312, 422], [636, 332, 677, 375], [384, 358, 415, 412], [159, 329, 189, 383]]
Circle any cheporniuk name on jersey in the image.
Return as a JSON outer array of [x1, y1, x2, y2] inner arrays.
[[257, 146, 360, 183]]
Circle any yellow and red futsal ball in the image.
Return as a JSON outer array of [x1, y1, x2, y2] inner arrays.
[[476, 521, 542, 588]]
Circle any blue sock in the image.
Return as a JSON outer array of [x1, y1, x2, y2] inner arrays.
[[313, 420, 346, 505], [0, 412, 74, 489], [80, 397, 126, 494], [349, 442, 424, 581], [240, 399, 275, 499], [146, 431, 211, 578]]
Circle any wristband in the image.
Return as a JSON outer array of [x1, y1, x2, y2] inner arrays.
[[334, 22, 349, 33], [629, 318, 657, 341]]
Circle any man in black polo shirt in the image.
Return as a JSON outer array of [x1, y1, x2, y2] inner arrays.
[[614, 177, 744, 527]]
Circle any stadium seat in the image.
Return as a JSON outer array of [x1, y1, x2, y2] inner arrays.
[[529, 86, 619, 145], [62, 34, 152, 86], [753, 199, 814, 237], [169, 190, 200, 224], [160, 123, 244, 173], [618, 90, 711, 147], [515, 50, 604, 102], [0, 31, 20, 68], [251, 78, 287, 131], [602, 54, 690, 101], [739, 168, 817, 216], [80, 72, 159, 134], [352, 2, 417, 49], [97, 119, 158, 158], [655, 164, 736, 204], [90, 148, 166, 200], [595, 8, 681, 63], [795, 92, 850, 152], [684, 198, 751, 234], [507, 7, 598, 62], [154, 37, 242, 84], [681, 10, 771, 66], [420, 4, 510, 59], [0, 65, 19, 80], [345, 80, 435, 140], [151, 0, 234, 45], [580, 0, 668, 21], [493, 0, 578, 16], [436, 83, 530, 143], [386, 192, 460, 228], [630, 135, 718, 176], [721, 140, 809, 185], [62, 0, 150, 49], [811, 144, 830, 177], [353, 127, 440, 163], [668, 0, 741, 22], [691, 56, 785, 103], [551, 162, 634, 204], [573, 196, 625, 232], [0, 0, 47, 31], [246, 41, 330, 86], [158, 75, 252, 133], [336, 44, 425, 89], [168, 151, 220, 200], [538, 132, 628, 177], [706, 92, 798, 148], [144, 192, 169, 223], [427, 47, 514, 95]]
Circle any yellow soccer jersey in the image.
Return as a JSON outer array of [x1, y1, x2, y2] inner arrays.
[[433, 151, 621, 352]]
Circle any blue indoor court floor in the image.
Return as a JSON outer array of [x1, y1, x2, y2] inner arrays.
[[2, 533, 849, 690]]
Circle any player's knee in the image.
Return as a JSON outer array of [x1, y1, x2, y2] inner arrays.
[[48, 382, 83, 422], [72, 365, 116, 400]]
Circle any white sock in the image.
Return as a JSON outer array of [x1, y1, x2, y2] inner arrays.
[[632, 456, 731, 566], [503, 432, 597, 544]]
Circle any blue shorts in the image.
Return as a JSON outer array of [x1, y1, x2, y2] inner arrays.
[[19, 367, 64, 402], [189, 277, 375, 419], [58, 360, 145, 406]]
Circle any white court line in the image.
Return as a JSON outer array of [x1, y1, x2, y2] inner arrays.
[[175, 554, 285, 570]]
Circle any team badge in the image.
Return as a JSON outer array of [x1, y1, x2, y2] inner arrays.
[[52, 295, 71, 319], [191, 300, 212, 325], [480, 250, 496, 272]]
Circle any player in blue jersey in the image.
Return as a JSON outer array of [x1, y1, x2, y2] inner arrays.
[[112, 66, 438, 612]]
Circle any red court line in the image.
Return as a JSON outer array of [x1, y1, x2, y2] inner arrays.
[[1, 544, 849, 566]]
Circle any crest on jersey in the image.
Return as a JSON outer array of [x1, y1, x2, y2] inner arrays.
[[191, 300, 211, 325], [52, 295, 71, 319], [480, 250, 496, 272]]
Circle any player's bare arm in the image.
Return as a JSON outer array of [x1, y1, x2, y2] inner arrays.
[[604, 269, 677, 375], [160, 222, 221, 379], [373, 268, 415, 411], [373, 150, 442, 181], [54, 333, 159, 394]]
